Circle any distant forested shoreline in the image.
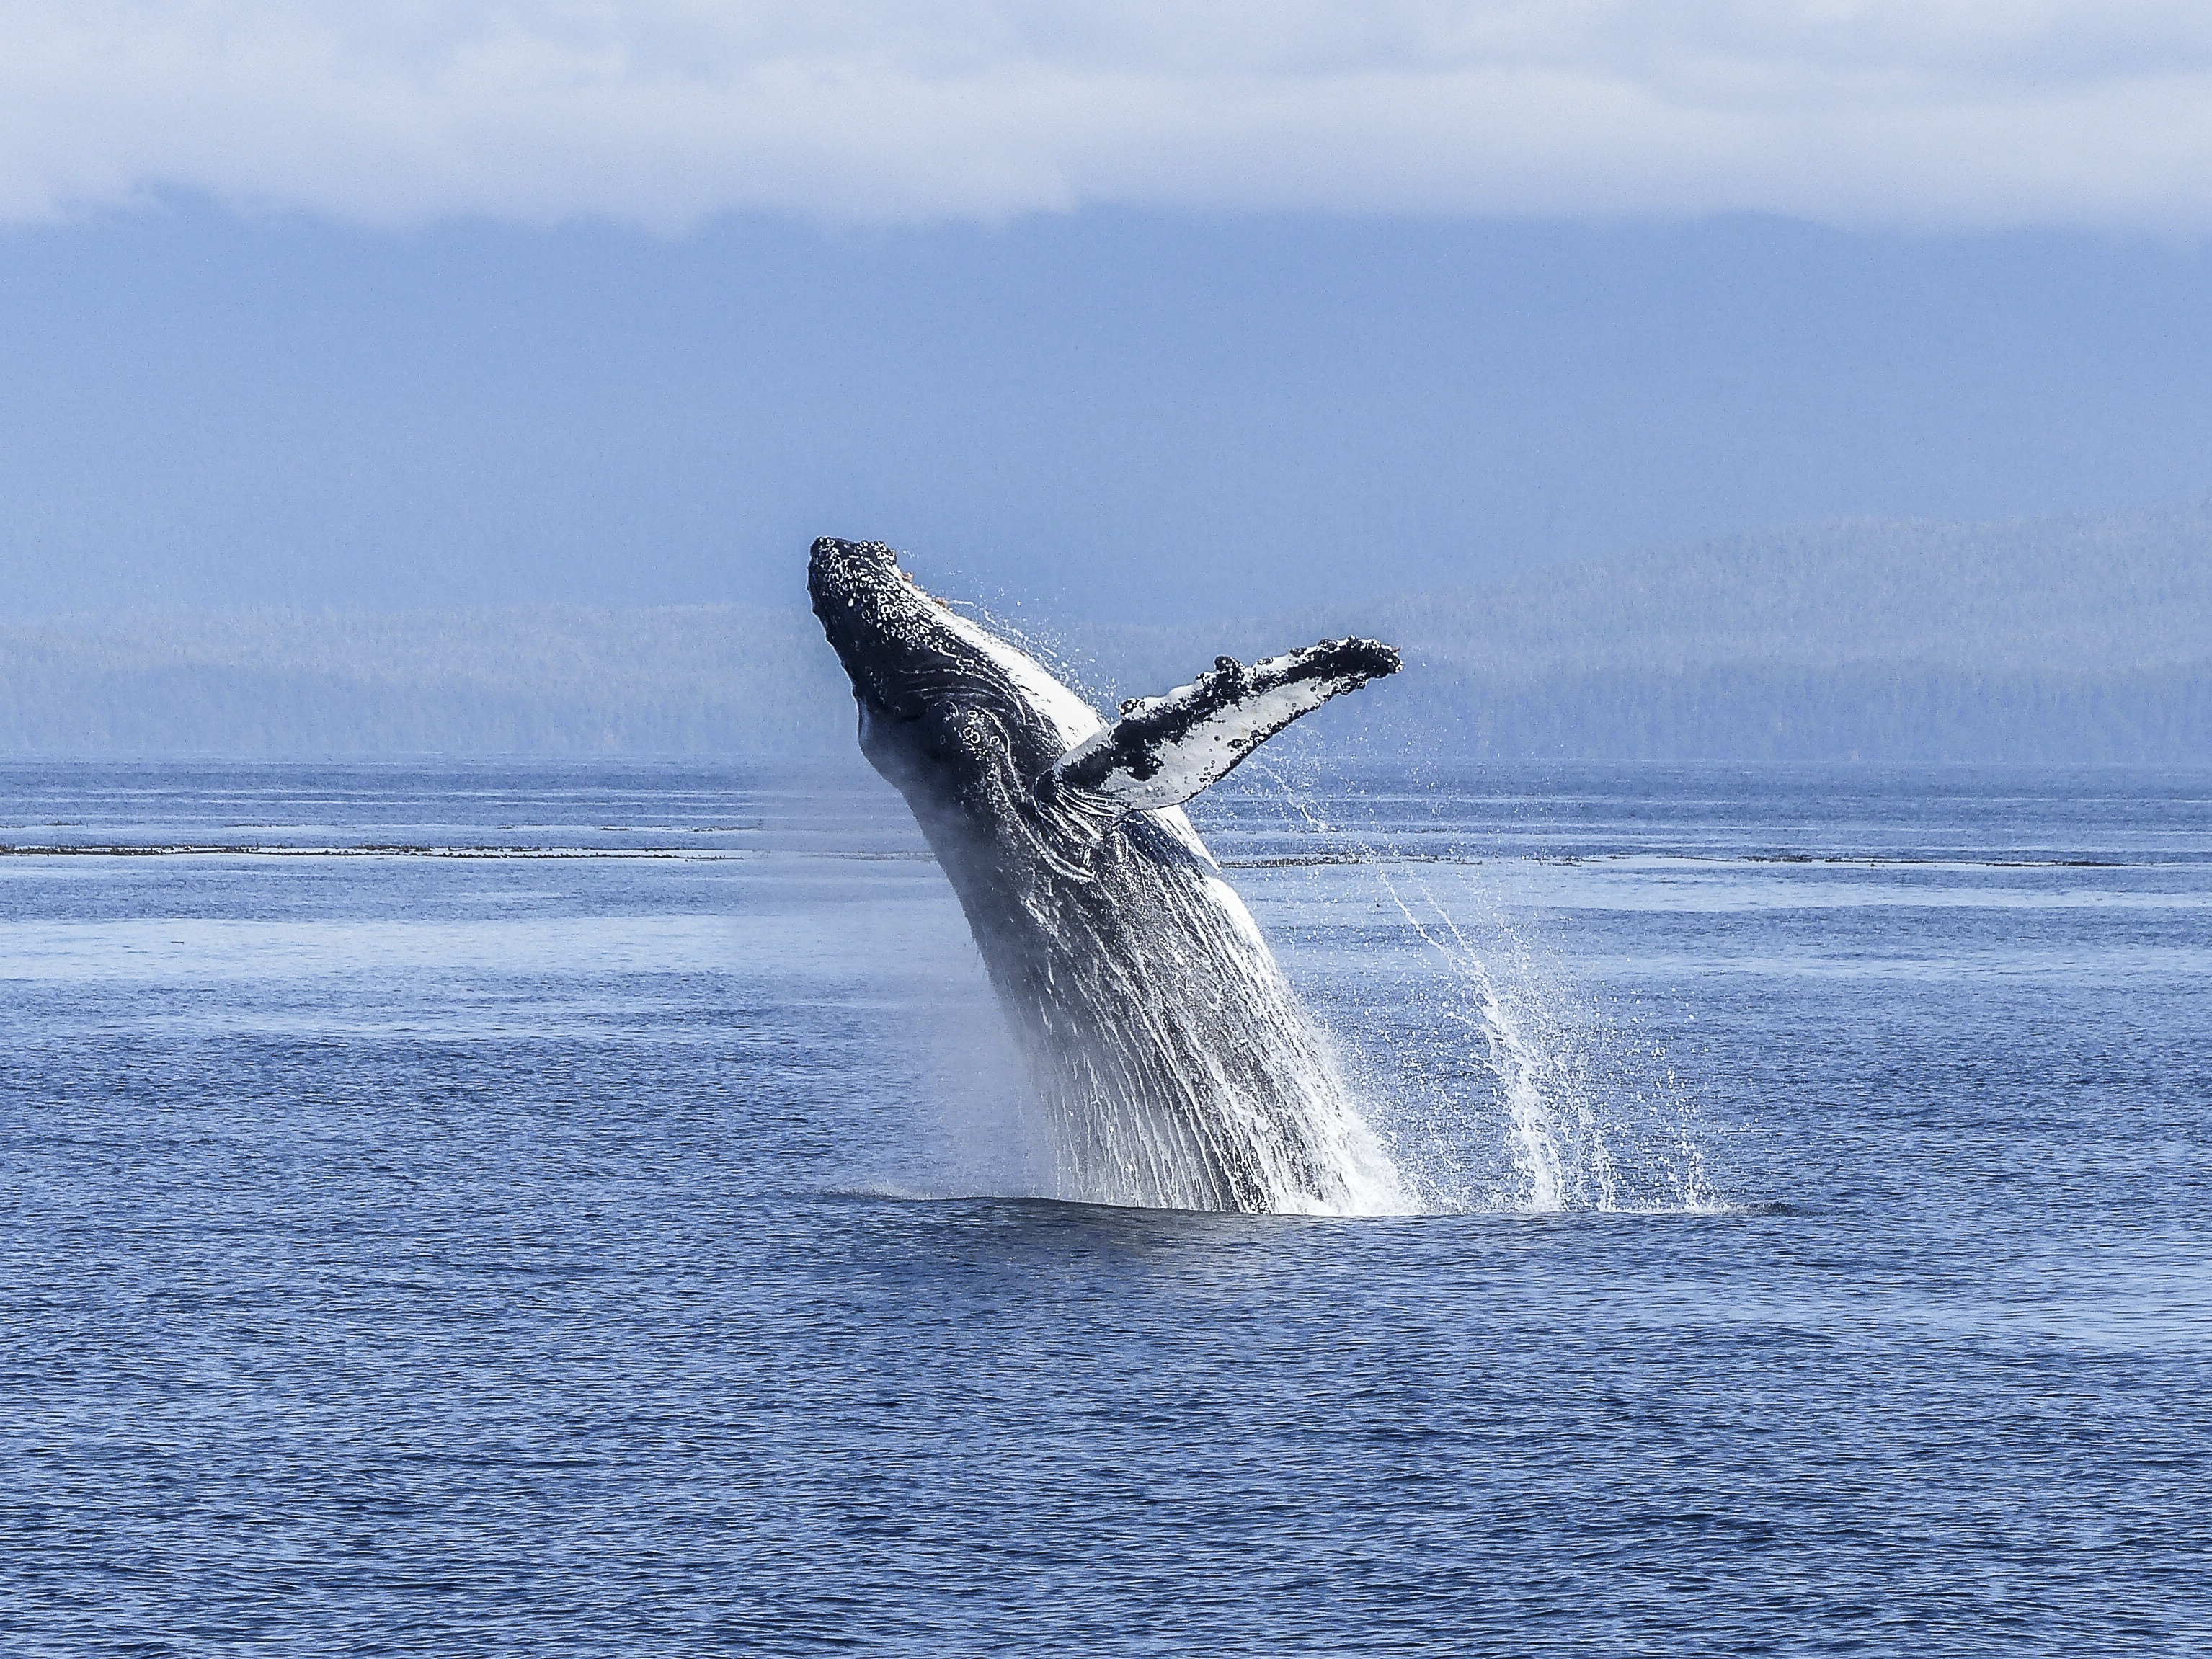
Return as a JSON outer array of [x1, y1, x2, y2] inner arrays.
[[8, 507, 2208, 763]]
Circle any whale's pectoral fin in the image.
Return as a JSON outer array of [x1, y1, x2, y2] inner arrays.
[[1050, 638, 1401, 810]]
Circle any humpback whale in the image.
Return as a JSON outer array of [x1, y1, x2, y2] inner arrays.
[[809, 537, 1405, 1214]]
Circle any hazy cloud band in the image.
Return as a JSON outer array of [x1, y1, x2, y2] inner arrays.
[[5, 2, 2212, 228]]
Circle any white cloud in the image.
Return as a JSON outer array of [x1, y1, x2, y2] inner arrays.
[[3, 1, 2211, 229]]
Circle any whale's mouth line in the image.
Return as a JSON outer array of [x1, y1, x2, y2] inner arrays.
[[897, 566, 952, 609]]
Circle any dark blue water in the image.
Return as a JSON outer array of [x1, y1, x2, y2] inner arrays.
[[4, 760, 2207, 1655]]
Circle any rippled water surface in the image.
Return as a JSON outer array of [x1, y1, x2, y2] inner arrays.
[[4, 759, 2208, 1655]]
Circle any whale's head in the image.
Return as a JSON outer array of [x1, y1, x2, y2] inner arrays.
[[808, 538, 1101, 815], [810, 534, 1402, 878]]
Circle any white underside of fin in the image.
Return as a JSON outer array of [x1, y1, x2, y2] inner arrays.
[[1072, 677, 1338, 811]]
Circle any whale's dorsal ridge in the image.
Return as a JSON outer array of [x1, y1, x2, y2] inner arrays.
[[1050, 637, 1400, 811]]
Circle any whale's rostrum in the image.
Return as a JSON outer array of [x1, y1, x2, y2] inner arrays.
[[808, 536, 1405, 1214]]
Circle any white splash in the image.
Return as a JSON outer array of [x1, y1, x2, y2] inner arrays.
[[1242, 768, 1719, 1217]]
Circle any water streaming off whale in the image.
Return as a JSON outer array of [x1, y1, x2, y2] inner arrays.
[[1003, 807, 1405, 1214], [1218, 764, 1717, 1217]]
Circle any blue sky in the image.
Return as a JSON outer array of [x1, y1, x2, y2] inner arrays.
[[2, 4, 2208, 622]]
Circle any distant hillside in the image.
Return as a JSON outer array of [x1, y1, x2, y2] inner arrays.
[[4, 507, 2208, 761], [1083, 507, 2212, 762], [0, 606, 851, 756], [1380, 508, 2212, 675]]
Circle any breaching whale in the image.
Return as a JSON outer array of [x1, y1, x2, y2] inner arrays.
[[809, 537, 1405, 1214]]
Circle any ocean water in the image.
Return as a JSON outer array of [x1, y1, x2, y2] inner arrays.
[[2, 757, 2208, 1655]]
